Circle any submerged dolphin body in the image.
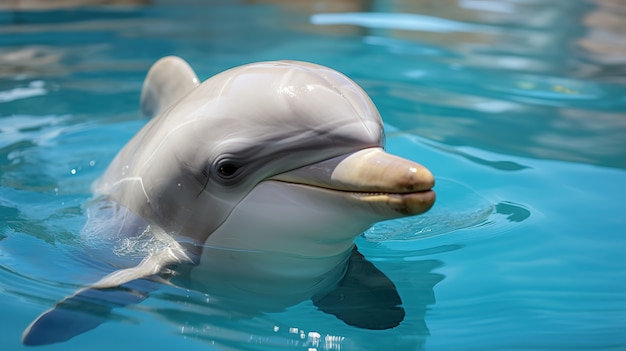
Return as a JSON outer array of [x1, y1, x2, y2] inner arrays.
[[22, 57, 436, 345]]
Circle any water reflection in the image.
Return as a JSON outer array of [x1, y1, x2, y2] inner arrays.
[[304, 1, 626, 169], [14, 239, 445, 349], [154, 254, 445, 350], [426, 142, 531, 171], [578, 0, 626, 80], [0, 0, 148, 11]]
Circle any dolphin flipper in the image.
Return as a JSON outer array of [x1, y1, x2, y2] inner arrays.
[[22, 280, 156, 346], [91, 247, 192, 289], [140, 56, 200, 118], [312, 247, 405, 330], [22, 249, 192, 345]]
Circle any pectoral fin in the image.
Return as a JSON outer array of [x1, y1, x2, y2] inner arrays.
[[22, 248, 192, 345], [22, 280, 155, 346], [312, 247, 405, 330]]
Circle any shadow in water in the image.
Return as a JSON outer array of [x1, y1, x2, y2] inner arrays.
[[312, 248, 405, 330]]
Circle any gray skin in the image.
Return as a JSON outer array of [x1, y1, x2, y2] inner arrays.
[[22, 57, 436, 345]]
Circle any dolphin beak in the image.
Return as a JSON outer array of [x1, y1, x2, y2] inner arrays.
[[271, 147, 436, 217]]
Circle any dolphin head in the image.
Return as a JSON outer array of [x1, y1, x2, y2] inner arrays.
[[96, 58, 435, 256]]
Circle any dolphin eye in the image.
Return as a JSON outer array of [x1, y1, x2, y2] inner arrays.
[[214, 158, 242, 181], [218, 163, 238, 178]]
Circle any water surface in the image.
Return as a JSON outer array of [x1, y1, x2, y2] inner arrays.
[[1, 1, 625, 350]]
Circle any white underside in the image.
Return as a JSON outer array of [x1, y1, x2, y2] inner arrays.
[[206, 181, 372, 256], [188, 180, 376, 301]]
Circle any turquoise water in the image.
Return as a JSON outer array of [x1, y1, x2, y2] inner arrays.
[[1, 1, 625, 350]]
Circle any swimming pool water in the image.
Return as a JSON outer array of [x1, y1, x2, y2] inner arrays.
[[1, 1, 625, 350]]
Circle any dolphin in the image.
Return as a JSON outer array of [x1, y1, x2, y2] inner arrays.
[[22, 56, 435, 345]]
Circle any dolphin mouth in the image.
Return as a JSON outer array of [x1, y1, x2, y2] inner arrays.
[[270, 147, 436, 217]]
